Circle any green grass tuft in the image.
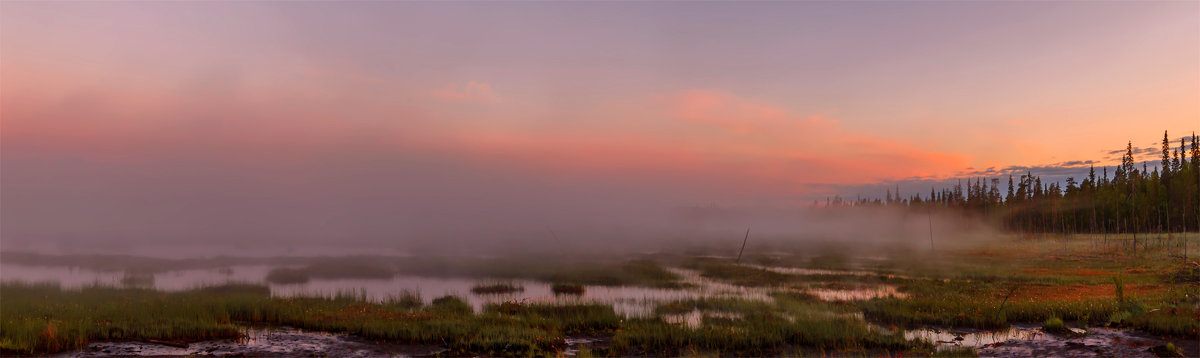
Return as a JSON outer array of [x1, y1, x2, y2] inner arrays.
[[1042, 316, 1066, 334]]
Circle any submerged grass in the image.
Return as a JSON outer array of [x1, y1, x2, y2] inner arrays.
[[118, 271, 155, 288], [264, 267, 311, 284], [265, 261, 395, 284], [304, 260, 395, 279], [470, 281, 524, 295], [550, 282, 585, 295], [540, 259, 688, 288]]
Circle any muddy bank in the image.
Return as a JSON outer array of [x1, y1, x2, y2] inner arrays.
[[975, 327, 1197, 358], [55, 324, 1194, 358], [55, 327, 614, 357], [906, 323, 1195, 358]]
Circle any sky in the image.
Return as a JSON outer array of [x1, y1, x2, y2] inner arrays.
[[2, 2, 1197, 246]]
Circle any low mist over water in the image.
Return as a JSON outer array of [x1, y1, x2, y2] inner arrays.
[[2, 203, 992, 259]]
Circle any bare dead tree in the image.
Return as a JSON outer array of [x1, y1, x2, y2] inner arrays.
[[736, 226, 750, 263]]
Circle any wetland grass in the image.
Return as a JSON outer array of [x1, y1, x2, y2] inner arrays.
[[653, 297, 773, 316], [856, 234, 1199, 335], [0, 282, 245, 355], [427, 295, 473, 316], [690, 259, 792, 286], [541, 259, 687, 288], [1119, 306, 1198, 337], [5, 234, 1196, 356], [858, 277, 1122, 329], [0, 281, 924, 356], [611, 310, 919, 356], [1041, 316, 1067, 334], [385, 290, 424, 312], [930, 347, 979, 357], [618, 289, 925, 356], [385, 256, 689, 288], [0, 283, 567, 356], [485, 301, 620, 334]]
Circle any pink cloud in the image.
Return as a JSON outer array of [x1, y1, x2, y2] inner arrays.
[[430, 81, 497, 103], [2, 76, 971, 204], [658, 89, 837, 133], [423, 89, 969, 191]]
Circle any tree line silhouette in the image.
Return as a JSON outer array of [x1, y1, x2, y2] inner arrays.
[[828, 130, 1200, 234]]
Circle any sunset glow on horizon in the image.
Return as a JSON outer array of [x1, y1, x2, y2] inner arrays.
[[2, 1, 1198, 242]]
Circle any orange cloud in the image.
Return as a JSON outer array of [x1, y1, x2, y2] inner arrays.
[[430, 81, 497, 103], [424, 89, 971, 195], [647, 89, 969, 186]]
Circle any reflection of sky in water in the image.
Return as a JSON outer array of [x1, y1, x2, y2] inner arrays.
[[1, 264, 271, 291], [807, 286, 905, 301], [2, 264, 772, 317], [663, 310, 742, 329], [901, 325, 1039, 350], [3, 241, 413, 260], [1, 263, 902, 318], [743, 264, 877, 276]]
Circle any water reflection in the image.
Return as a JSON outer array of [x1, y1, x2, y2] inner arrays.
[[1, 264, 753, 317], [1, 261, 910, 317], [903, 325, 1039, 349]]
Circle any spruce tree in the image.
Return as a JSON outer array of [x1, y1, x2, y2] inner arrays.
[[1162, 131, 1172, 181], [1006, 175, 1014, 203]]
